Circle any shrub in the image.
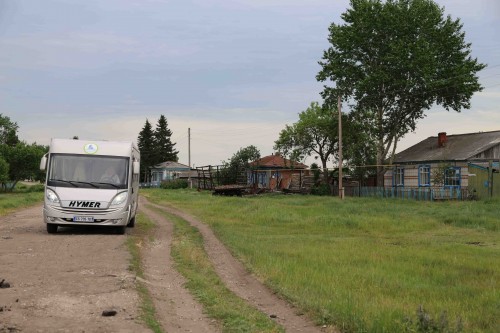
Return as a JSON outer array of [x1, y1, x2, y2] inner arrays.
[[12, 182, 45, 193], [403, 305, 463, 333], [27, 184, 45, 192], [310, 183, 331, 196], [16, 183, 28, 191], [160, 179, 188, 189]]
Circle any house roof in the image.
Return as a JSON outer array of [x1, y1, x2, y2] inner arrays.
[[249, 154, 308, 169], [151, 161, 191, 170], [394, 130, 500, 163]]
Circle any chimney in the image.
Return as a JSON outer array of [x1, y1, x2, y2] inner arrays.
[[438, 132, 447, 148]]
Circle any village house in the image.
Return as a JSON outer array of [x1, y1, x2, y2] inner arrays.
[[149, 161, 191, 187], [248, 153, 309, 190], [384, 131, 500, 198]]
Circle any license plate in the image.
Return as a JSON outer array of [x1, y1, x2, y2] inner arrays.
[[73, 216, 94, 222]]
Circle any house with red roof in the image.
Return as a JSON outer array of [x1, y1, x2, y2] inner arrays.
[[248, 153, 309, 190]]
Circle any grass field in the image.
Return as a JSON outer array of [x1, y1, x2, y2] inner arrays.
[[0, 192, 44, 216], [142, 189, 500, 333]]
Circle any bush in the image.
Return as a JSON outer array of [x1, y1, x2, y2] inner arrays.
[[160, 179, 188, 189], [403, 305, 463, 333], [12, 182, 45, 193], [27, 184, 45, 192], [310, 183, 331, 196], [16, 183, 28, 191]]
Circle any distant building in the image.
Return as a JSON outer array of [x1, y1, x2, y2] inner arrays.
[[248, 153, 309, 190], [150, 161, 191, 187], [384, 131, 500, 194]]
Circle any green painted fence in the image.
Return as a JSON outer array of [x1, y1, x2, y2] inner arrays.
[[468, 163, 500, 199]]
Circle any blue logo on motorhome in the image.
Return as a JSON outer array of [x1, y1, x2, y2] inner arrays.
[[84, 143, 98, 154]]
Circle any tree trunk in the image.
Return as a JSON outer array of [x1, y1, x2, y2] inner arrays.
[[321, 158, 334, 195]]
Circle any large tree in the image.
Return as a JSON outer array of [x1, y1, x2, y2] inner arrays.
[[317, 0, 486, 185], [0, 157, 9, 186], [137, 119, 155, 182], [344, 109, 378, 181], [0, 142, 47, 191], [274, 102, 340, 182], [153, 115, 178, 164], [221, 145, 260, 185], [0, 114, 20, 146]]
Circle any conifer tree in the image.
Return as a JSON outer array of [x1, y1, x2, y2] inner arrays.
[[137, 119, 155, 182], [153, 115, 178, 164]]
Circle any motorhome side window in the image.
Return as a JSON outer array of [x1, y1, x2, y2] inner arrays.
[[48, 154, 129, 189]]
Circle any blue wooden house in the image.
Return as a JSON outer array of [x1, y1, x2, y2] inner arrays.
[[150, 161, 191, 187]]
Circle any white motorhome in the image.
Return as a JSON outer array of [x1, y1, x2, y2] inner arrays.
[[40, 138, 140, 234]]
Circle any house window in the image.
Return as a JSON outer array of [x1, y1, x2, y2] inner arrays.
[[152, 172, 161, 182], [394, 167, 404, 187], [444, 167, 461, 187], [418, 165, 431, 187]]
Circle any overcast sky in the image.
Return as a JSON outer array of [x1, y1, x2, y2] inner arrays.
[[2, 0, 499, 167]]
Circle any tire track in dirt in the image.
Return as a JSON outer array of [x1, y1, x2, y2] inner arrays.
[[142, 197, 334, 333], [138, 202, 220, 333]]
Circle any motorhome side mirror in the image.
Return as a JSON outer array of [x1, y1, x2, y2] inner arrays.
[[133, 161, 140, 175], [40, 155, 47, 171]]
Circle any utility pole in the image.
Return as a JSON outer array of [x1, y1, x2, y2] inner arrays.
[[488, 159, 493, 198], [188, 128, 192, 188], [338, 96, 344, 199]]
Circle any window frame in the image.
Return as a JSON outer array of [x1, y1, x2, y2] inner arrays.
[[418, 165, 431, 187], [393, 167, 405, 187], [444, 167, 461, 188]]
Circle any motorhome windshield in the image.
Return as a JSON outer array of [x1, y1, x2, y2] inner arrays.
[[47, 154, 129, 189]]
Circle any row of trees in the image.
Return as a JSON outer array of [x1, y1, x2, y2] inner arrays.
[[0, 114, 48, 191], [275, 0, 484, 186], [137, 115, 179, 182]]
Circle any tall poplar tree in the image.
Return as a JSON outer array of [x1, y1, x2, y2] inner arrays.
[[153, 115, 178, 164], [317, 0, 486, 186]]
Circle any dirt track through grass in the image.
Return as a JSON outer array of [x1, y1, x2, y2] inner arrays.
[[137, 201, 219, 333], [142, 196, 330, 333]]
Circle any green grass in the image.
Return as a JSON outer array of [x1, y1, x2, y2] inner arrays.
[[125, 212, 164, 333], [0, 192, 44, 216], [142, 189, 500, 333], [152, 206, 283, 333]]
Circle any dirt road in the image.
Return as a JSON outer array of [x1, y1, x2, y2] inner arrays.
[[1, 200, 330, 333], [0, 204, 147, 332]]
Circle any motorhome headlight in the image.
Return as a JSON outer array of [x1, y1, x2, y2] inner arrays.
[[46, 188, 60, 204], [111, 192, 128, 206]]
